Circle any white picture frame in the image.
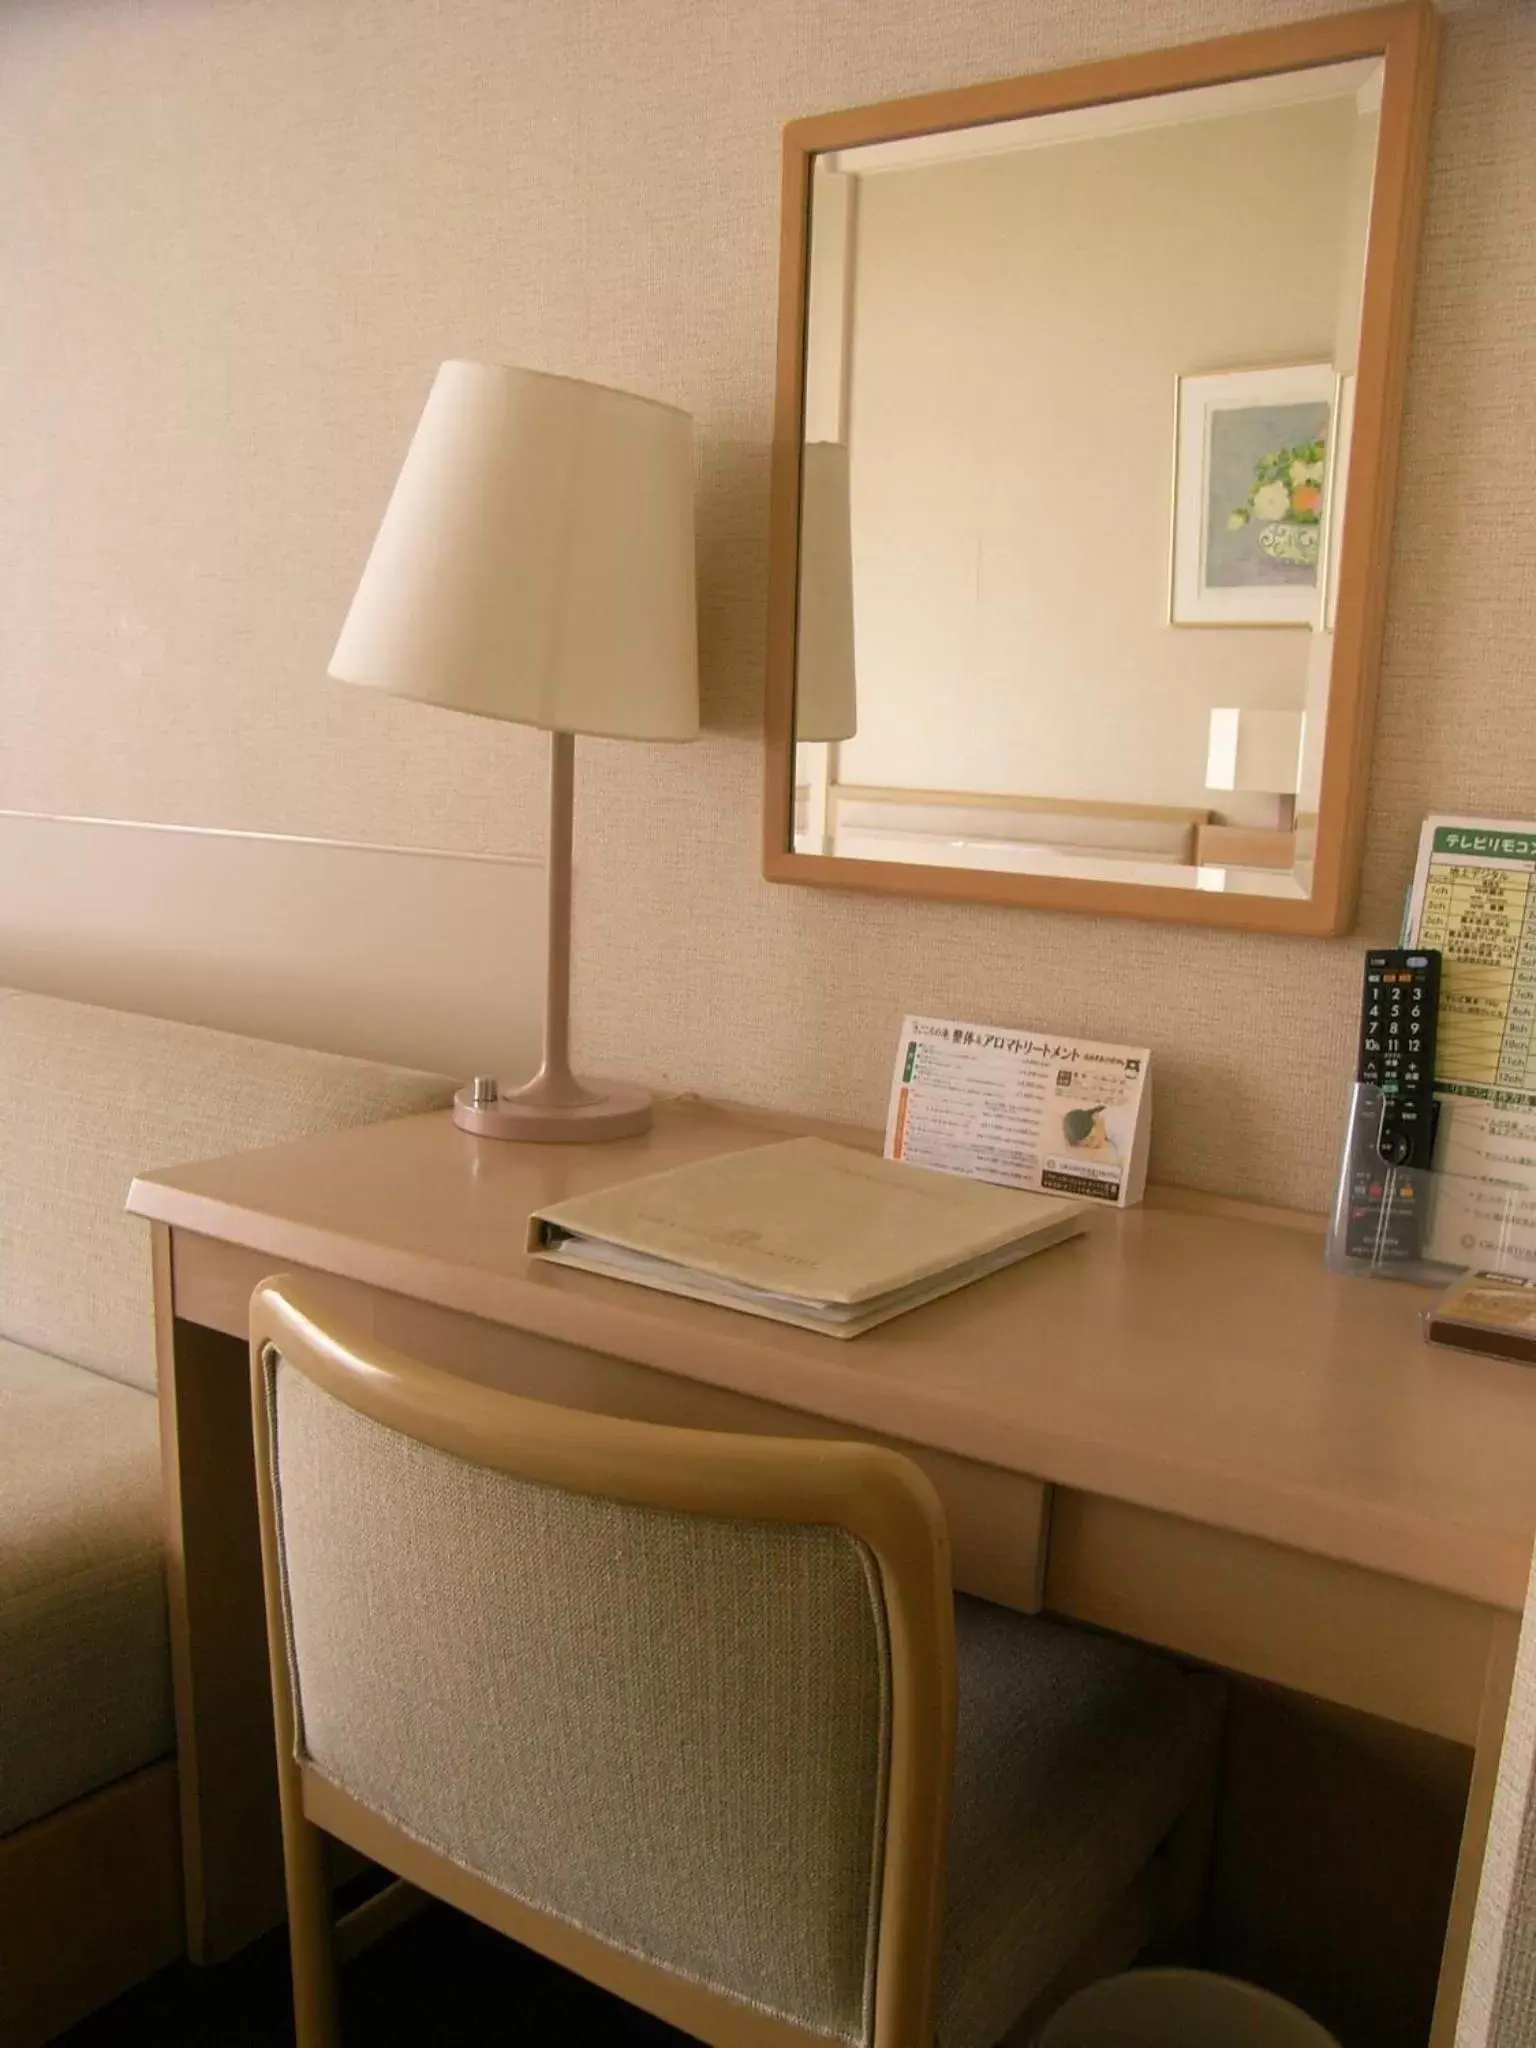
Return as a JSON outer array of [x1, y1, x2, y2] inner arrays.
[[1170, 363, 1339, 626], [1322, 371, 1356, 632]]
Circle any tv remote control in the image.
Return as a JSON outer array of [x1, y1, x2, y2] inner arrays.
[[1356, 947, 1440, 1168], [1342, 948, 1441, 1266]]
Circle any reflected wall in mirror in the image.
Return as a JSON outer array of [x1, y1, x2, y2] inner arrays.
[[764, 6, 1439, 935]]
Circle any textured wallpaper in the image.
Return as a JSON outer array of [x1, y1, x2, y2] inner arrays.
[[1, 0, 1533, 1208]]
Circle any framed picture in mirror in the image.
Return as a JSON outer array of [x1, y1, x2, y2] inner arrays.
[[762, 3, 1439, 936], [1170, 363, 1339, 627]]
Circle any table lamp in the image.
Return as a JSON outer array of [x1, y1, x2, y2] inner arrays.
[[1205, 706, 1305, 824], [330, 360, 698, 1141]]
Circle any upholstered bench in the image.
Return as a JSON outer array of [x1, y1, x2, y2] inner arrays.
[[0, 989, 453, 2045]]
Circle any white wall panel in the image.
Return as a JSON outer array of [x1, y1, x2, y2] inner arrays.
[[0, 815, 546, 1086]]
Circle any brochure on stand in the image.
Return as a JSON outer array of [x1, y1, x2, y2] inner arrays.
[[1407, 816, 1536, 1108], [1399, 817, 1536, 1276], [884, 1015, 1151, 1207]]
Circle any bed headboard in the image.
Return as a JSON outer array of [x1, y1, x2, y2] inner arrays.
[[800, 785, 1210, 866]]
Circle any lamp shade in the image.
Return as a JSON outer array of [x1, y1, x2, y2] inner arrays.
[[1205, 707, 1305, 794], [330, 361, 698, 741], [793, 440, 858, 743]]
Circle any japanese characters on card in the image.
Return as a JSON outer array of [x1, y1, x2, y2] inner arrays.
[[885, 1015, 1152, 1207]]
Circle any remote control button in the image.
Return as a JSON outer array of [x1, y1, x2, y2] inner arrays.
[[1377, 1122, 1412, 1166]]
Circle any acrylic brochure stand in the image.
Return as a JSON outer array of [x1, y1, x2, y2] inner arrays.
[[1326, 1082, 1535, 1285]]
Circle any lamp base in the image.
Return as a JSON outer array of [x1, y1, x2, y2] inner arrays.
[[452, 1079, 652, 1143]]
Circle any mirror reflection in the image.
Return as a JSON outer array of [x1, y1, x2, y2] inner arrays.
[[791, 60, 1384, 899]]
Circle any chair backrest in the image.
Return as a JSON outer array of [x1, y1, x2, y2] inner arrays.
[[1458, 1539, 1536, 2048], [0, 990, 452, 1390], [250, 1279, 957, 2048]]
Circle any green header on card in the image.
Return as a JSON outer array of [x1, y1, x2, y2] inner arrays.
[[1433, 826, 1536, 860]]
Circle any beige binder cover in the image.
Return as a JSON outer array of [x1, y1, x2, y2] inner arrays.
[[527, 1137, 1087, 1336]]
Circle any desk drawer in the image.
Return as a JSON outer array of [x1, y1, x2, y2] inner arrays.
[[1046, 1489, 1499, 1744], [172, 1234, 1051, 1612]]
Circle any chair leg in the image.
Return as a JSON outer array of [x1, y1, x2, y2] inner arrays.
[[282, 1789, 340, 2047]]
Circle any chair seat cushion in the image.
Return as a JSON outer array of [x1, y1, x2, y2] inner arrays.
[[938, 1596, 1219, 2048], [0, 1339, 173, 1836]]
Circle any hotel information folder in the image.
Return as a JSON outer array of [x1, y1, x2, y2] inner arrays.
[[527, 1136, 1087, 1337]]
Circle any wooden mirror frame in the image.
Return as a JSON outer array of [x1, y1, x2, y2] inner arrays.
[[762, 3, 1439, 936]]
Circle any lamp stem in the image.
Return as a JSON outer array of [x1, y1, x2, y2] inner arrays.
[[543, 728, 575, 1087], [511, 729, 599, 1109], [451, 723, 651, 1139]]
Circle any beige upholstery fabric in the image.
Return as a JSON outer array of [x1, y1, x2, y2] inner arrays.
[[268, 1356, 1219, 2047], [0, 990, 453, 1391], [937, 1599, 1217, 2048], [1457, 1543, 1536, 2048], [270, 1360, 892, 2044], [0, 1338, 172, 1835]]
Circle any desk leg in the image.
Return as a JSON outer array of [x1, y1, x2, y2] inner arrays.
[[153, 1225, 286, 1962], [1429, 1612, 1521, 2048]]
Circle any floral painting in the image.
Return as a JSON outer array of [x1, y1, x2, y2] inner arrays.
[[1207, 403, 1331, 588], [1171, 364, 1338, 626]]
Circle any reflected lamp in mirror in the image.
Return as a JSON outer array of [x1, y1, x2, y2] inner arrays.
[[330, 360, 698, 1141], [1205, 708, 1305, 802], [792, 441, 858, 854], [795, 442, 858, 742], [763, 4, 1439, 934]]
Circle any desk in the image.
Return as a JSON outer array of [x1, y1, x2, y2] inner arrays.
[[128, 1097, 1536, 2043]]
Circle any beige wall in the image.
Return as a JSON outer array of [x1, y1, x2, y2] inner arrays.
[[1, 0, 1531, 1211], [837, 98, 1358, 808]]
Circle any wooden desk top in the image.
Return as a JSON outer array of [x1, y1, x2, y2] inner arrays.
[[129, 1097, 1536, 1612]]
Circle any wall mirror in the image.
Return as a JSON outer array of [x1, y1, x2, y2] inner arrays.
[[763, 5, 1438, 934]]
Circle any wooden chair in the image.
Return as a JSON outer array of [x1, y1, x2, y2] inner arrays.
[[1456, 1540, 1536, 2048], [250, 1277, 1222, 2048]]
